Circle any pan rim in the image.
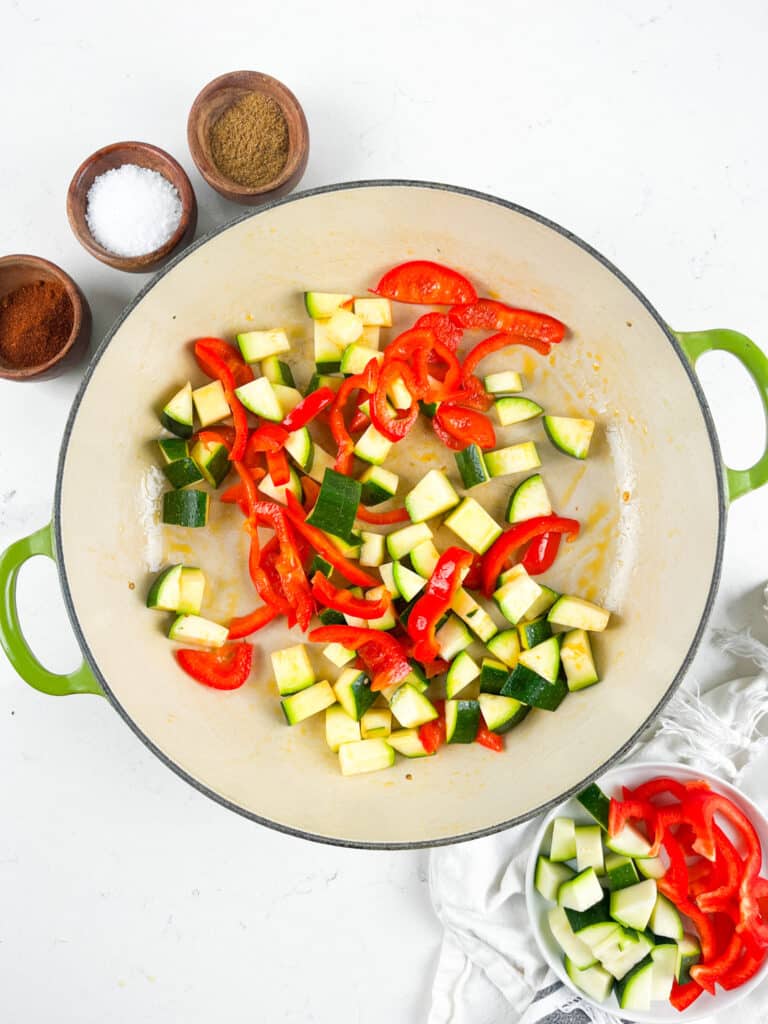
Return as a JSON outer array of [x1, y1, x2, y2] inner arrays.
[[53, 178, 727, 850]]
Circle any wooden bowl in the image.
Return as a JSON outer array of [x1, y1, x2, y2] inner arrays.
[[0, 254, 91, 382], [66, 141, 197, 273], [187, 70, 309, 205]]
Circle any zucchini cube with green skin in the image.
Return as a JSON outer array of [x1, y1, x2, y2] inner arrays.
[[281, 681, 336, 725], [435, 616, 473, 661], [234, 377, 283, 421], [445, 700, 480, 743], [548, 595, 611, 632], [386, 375, 413, 410], [353, 297, 392, 326], [157, 438, 190, 464], [597, 931, 653, 982], [535, 856, 575, 901], [484, 441, 541, 479], [614, 955, 654, 1011], [609, 879, 658, 932], [271, 644, 315, 696], [306, 446, 335, 484], [386, 522, 433, 560], [444, 498, 502, 554], [446, 651, 480, 698], [162, 490, 209, 528], [313, 320, 344, 372], [259, 467, 303, 506], [361, 325, 380, 349], [478, 693, 529, 733], [360, 708, 392, 739], [388, 729, 432, 758], [359, 532, 386, 567], [340, 344, 383, 376], [191, 439, 230, 488], [605, 822, 652, 858], [563, 894, 611, 933], [283, 428, 314, 472], [161, 381, 194, 438], [405, 469, 460, 522], [236, 327, 290, 363], [520, 585, 559, 622], [177, 567, 206, 614], [575, 825, 605, 874], [565, 959, 614, 1003], [273, 384, 303, 416], [454, 445, 490, 489], [409, 539, 440, 577], [605, 853, 639, 891], [377, 562, 398, 598], [518, 617, 552, 650], [304, 291, 353, 319], [306, 469, 362, 543], [192, 380, 231, 428], [451, 589, 498, 642], [550, 817, 577, 862], [547, 906, 597, 970], [506, 473, 552, 523], [393, 562, 426, 602], [390, 684, 437, 728], [168, 614, 228, 648], [558, 867, 604, 912], [333, 668, 376, 720], [676, 933, 701, 983], [353, 423, 393, 465], [479, 658, 510, 695], [323, 642, 356, 668], [543, 415, 595, 459], [305, 372, 342, 395], [560, 629, 599, 690], [649, 893, 684, 941], [338, 738, 394, 776], [576, 782, 610, 830], [325, 705, 361, 751], [484, 370, 522, 395], [518, 635, 561, 683], [162, 457, 205, 489], [327, 309, 364, 346], [494, 565, 543, 625], [501, 663, 568, 711], [147, 564, 183, 611], [359, 465, 398, 506], [260, 355, 295, 386], [365, 586, 397, 631], [494, 397, 543, 426], [486, 629, 520, 668], [650, 944, 677, 1001]]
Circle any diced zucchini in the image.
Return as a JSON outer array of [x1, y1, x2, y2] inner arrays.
[[501, 663, 568, 711], [273, 384, 303, 415], [333, 668, 376, 720], [518, 635, 560, 684], [338, 738, 395, 775], [577, 782, 610, 830], [564, 895, 611, 933], [548, 595, 611, 632], [451, 589, 498, 642], [444, 498, 502, 554], [284, 427, 314, 472], [313, 320, 344, 372], [162, 489, 209, 527], [494, 396, 543, 426], [560, 629, 599, 691], [236, 328, 290, 362], [306, 445, 335, 484], [323, 642, 356, 668], [493, 565, 543, 625], [192, 380, 230, 427], [362, 325, 380, 349], [520, 585, 560, 622], [649, 893, 683, 942], [162, 456, 205, 489], [405, 469, 460, 523], [636, 855, 667, 880], [517, 617, 553, 651], [390, 684, 438, 728], [340, 343, 383, 376], [445, 651, 480, 698], [454, 445, 490, 489], [386, 522, 433, 560], [535, 856, 575, 901], [304, 291, 353, 319], [547, 906, 597, 969], [605, 853, 639, 891], [168, 614, 228, 648], [271, 644, 315, 696], [305, 371, 342, 395], [146, 564, 183, 611], [577, 921, 621, 951], [359, 465, 399, 506], [484, 442, 541, 479], [353, 297, 392, 326], [605, 823, 652, 858], [377, 562, 398, 597], [486, 629, 520, 668], [386, 374, 413, 410], [379, 662, 428, 703], [325, 705, 361, 751], [484, 370, 522, 395], [306, 469, 361, 542], [445, 699, 480, 743], [558, 867, 603, 912], [435, 615, 473, 661], [157, 437, 190, 464], [360, 707, 392, 739], [319, 608, 345, 626], [365, 586, 397, 630], [650, 943, 677, 1001], [478, 693, 529, 732], [478, 658, 510, 695], [392, 562, 426, 601], [565, 958, 614, 1002], [359, 531, 386, 567], [260, 355, 295, 386], [191, 438, 230, 488], [409, 540, 440, 577], [610, 879, 658, 931], [234, 377, 283, 421], [506, 473, 552, 523], [177, 567, 206, 615], [258, 466, 303, 505], [550, 817, 577, 862], [676, 933, 701, 983], [353, 423, 393, 465], [575, 824, 605, 874], [328, 531, 362, 560], [281, 681, 335, 725], [342, 586, 367, 629], [599, 932, 654, 982], [543, 415, 595, 459], [160, 381, 194, 438], [614, 955, 654, 1011], [327, 309, 364, 346], [388, 728, 432, 758]]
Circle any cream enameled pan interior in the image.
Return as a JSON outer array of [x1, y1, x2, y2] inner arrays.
[[57, 184, 722, 846]]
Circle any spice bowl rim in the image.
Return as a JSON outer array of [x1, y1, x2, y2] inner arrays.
[[0, 253, 91, 381], [186, 69, 309, 205], [66, 140, 197, 273]]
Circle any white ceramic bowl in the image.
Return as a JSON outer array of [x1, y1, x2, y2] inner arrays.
[[525, 761, 768, 1021]]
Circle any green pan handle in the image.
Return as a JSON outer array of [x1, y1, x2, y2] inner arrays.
[[0, 523, 103, 696], [675, 329, 768, 502]]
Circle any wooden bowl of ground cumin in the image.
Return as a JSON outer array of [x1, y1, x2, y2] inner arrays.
[[187, 71, 309, 205], [0, 255, 91, 382]]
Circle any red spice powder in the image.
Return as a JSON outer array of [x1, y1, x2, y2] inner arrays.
[[0, 279, 74, 368]]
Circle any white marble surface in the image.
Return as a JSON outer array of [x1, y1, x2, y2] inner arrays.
[[2, 2, 768, 1021]]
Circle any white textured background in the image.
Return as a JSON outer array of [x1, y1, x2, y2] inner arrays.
[[1, 1, 767, 1021]]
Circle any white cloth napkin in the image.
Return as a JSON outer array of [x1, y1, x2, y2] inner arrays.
[[428, 629, 768, 1024]]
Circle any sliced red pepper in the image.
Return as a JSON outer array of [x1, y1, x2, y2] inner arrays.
[[441, 374, 495, 412], [608, 797, 659, 854], [407, 546, 474, 663], [627, 777, 690, 802], [254, 500, 314, 631], [266, 447, 290, 486], [355, 504, 411, 525], [286, 511, 377, 588], [421, 658, 449, 679], [476, 722, 504, 752], [431, 409, 466, 450], [308, 626, 412, 691], [692, 930, 743, 994], [481, 516, 580, 596], [720, 932, 768, 989], [246, 423, 289, 454], [696, 824, 743, 912], [419, 701, 446, 753], [175, 643, 253, 690], [433, 404, 496, 451], [193, 337, 254, 388], [370, 359, 420, 442], [220, 475, 265, 517], [373, 260, 477, 305], [521, 531, 562, 575], [462, 333, 552, 382], [329, 358, 379, 474], [195, 426, 236, 451], [281, 386, 335, 432], [414, 340, 462, 403], [669, 979, 703, 1011], [349, 406, 370, 433], [658, 830, 689, 905], [461, 555, 484, 592], [413, 312, 463, 350], [311, 572, 390, 619], [678, 899, 718, 961], [228, 604, 279, 639], [449, 299, 566, 344]]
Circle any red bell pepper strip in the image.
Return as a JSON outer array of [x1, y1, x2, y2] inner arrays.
[[419, 701, 446, 753], [449, 299, 566, 344], [669, 979, 703, 1011], [462, 333, 552, 382], [281, 386, 335, 432], [308, 626, 412, 691], [407, 547, 474, 663], [720, 933, 768, 989], [678, 899, 718, 961], [420, 657, 450, 679], [626, 777, 689, 802], [311, 572, 390, 619], [433, 404, 496, 451], [329, 358, 379, 474], [431, 409, 466, 450], [692, 930, 744, 994], [175, 643, 253, 690], [246, 423, 289, 453], [254, 500, 314, 631], [355, 504, 411, 525], [220, 474, 266, 517], [286, 511, 378, 588], [609, 797, 660, 856], [481, 516, 580, 596], [441, 374, 495, 412], [370, 359, 420, 442], [657, 830, 690, 904], [193, 337, 254, 388], [696, 825, 743, 912], [413, 312, 463, 350], [349, 406, 369, 433], [372, 260, 477, 305], [521, 531, 562, 575], [414, 339, 463, 403], [195, 426, 236, 451], [461, 555, 484, 592], [476, 722, 504, 752], [266, 447, 290, 486], [228, 604, 279, 639]]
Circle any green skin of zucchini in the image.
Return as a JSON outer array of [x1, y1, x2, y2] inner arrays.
[[501, 665, 568, 710], [479, 662, 510, 695], [306, 470, 362, 542], [447, 701, 481, 743], [577, 783, 611, 830], [163, 458, 204, 489], [162, 490, 209, 527]]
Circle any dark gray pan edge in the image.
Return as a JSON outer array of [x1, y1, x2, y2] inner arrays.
[[53, 179, 727, 850]]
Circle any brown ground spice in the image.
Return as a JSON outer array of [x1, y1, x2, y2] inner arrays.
[[209, 92, 289, 188], [0, 280, 74, 368]]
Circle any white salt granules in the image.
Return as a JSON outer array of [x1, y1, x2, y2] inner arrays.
[[86, 164, 183, 258]]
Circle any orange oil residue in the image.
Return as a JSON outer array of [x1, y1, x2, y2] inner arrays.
[[168, 541, 193, 556], [520, 353, 538, 377], [587, 406, 600, 419], [585, 500, 613, 531], [548, 354, 557, 368], [622, 490, 631, 502], [559, 464, 588, 507]]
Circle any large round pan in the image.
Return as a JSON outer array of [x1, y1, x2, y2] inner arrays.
[[2, 182, 767, 848]]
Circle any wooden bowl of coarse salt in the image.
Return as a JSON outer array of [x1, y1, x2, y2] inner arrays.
[[66, 141, 197, 273], [187, 70, 309, 205]]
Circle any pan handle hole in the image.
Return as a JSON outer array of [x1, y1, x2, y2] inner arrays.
[[15, 555, 83, 675], [695, 351, 766, 470]]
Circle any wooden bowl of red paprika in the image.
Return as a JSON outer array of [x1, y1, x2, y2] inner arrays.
[[0, 255, 91, 382]]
